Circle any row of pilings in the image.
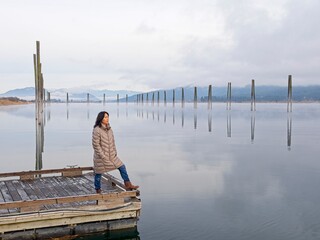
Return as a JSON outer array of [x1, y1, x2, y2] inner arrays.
[[134, 76, 293, 112], [44, 76, 294, 113]]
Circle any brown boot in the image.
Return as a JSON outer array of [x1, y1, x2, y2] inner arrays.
[[124, 181, 139, 190]]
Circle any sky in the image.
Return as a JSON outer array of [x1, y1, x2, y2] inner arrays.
[[0, 0, 319, 93]]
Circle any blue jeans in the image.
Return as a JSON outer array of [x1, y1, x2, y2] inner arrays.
[[94, 164, 130, 190]]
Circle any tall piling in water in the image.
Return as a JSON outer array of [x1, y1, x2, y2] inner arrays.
[[164, 91, 167, 106], [173, 89, 175, 107], [208, 85, 212, 110], [181, 87, 185, 108], [66, 93, 69, 103], [103, 94, 106, 104], [152, 92, 155, 106], [33, 41, 44, 171], [251, 79, 256, 111], [226, 82, 231, 110], [117, 94, 119, 105], [157, 91, 160, 106], [126, 94, 128, 105], [287, 75, 293, 112], [87, 93, 89, 103], [146, 93, 149, 104], [194, 86, 197, 109]]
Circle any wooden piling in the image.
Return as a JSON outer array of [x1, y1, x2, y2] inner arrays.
[[152, 92, 155, 106], [157, 91, 160, 106], [87, 93, 89, 103], [226, 82, 231, 110], [251, 79, 256, 111], [194, 86, 197, 109], [126, 94, 128, 105], [103, 94, 106, 104], [164, 91, 167, 106], [117, 94, 119, 105], [173, 89, 175, 107], [181, 88, 185, 108], [287, 75, 293, 112], [67, 93, 69, 103], [146, 93, 149, 104], [208, 85, 212, 110]]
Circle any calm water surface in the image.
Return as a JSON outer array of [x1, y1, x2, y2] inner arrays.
[[0, 102, 320, 240]]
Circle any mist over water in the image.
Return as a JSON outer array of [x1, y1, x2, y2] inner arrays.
[[1, 102, 320, 239]]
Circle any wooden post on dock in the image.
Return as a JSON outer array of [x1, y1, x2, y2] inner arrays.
[[226, 82, 231, 110], [208, 84, 212, 109], [181, 87, 185, 108], [251, 79, 256, 111], [164, 91, 167, 106], [194, 86, 197, 109], [287, 75, 292, 112]]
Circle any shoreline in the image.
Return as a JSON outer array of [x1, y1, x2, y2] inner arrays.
[[0, 97, 30, 106]]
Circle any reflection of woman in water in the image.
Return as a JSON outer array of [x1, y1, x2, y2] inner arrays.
[[92, 111, 139, 193]]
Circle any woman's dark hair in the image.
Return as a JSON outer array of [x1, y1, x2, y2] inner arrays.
[[94, 111, 109, 128]]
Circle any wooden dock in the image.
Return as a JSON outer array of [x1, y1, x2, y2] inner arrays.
[[0, 167, 141, 239]]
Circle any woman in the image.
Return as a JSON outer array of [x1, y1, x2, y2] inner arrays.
[[92, 111, 139, 193]]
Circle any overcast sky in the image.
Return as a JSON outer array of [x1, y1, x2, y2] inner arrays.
[[0, 0, 319, 93]]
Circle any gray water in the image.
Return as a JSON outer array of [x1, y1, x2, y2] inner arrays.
[[1, 102, 320, 240]]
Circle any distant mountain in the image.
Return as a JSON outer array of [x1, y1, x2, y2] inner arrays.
[[0, 87, 140, 102]]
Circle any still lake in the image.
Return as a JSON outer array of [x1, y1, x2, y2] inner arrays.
[[0, 102, 320, 239]]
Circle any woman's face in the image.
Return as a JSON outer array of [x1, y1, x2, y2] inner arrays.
[[102, 113, 109, 125]]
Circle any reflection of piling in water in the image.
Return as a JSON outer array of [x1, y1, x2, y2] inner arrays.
[[287, 113, 292, 150], [164, 110, 166, 123], [227, 113, 231, 137], [251, 79, 256, 111], [287, 75, 293, 112], [67, 106, 69, 120], [194, 87, 197, 109], [208, 112, 212, 132], [208, 85, 212, 110], [173, 110, 175, 125], [194, 111, 197, 129], [226, 82, 231, 110], [181, 88, 185, 108], [181, 110, 184, 127], [251, 113, 255, 142]]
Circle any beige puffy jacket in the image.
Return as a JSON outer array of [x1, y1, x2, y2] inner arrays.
[[92, 124, 123, 174]]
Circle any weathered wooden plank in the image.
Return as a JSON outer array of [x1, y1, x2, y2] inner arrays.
[[25, 178, 56, 210], [50, 177, 80, 208], [0, 185, 9, 214], [39, 177, 75, 208], [0, 191, 137, 209], [5, 181, 22, 202], [0, 167, 93, 178], [11, 180, 30, 201], [37, 178, 66, 209], [0, 182, 17, 213]]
